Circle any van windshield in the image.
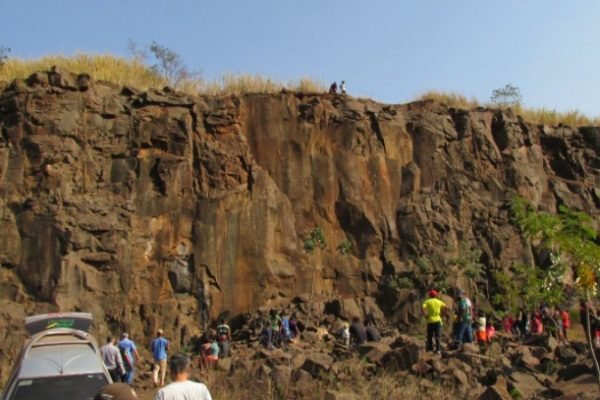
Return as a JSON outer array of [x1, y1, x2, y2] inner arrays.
[[10, 374, 108, 400]]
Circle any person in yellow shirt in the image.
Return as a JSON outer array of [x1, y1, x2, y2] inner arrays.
[[422, 289, 446, 354]]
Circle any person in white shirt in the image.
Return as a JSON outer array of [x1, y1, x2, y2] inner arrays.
[[154, 354, 212, 400]]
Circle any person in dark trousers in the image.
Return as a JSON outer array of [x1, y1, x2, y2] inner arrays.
[[455, 290, 473, 344], [216, 318, 231, 358], [100, 336, 125, 383], [422, 289, 446, 354], [349, 316, 367, 346], [328, 82, 337, 94]]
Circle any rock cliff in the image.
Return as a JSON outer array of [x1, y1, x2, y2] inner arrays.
[[0, 69, 598, 382]]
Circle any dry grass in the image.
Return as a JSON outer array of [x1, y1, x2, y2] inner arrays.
[[0, 54, 325, 96], [0, 53, 170, 90], [196, 360, 458, 400], [415, 90, 600, 127], [417, 90, 481, 110]]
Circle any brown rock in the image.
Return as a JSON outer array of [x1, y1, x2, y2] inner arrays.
[[1, 69, 599, 386], [478, 377, 512, 400], [301, 352, 333, 378]]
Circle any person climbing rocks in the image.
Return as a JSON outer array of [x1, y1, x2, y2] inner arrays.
[[476, 312, 487, 343], [486, 320, 496, 341], [155, 354, 213, 400], [517, 308, 529, 338], [280, 311, 292, 345], [118, 332, 140, 385], [340, 80, 346, 94], [531, 311, 544, 335], [455, 289, 473, 345], [151, 329, 169, 388], [559, 307, 570, 341], [349, 316, 367, 346], [216, 318, 231, 358], [199, 331, 219, 370], [422, 289, 446, 354], [289, 315, 301, 340], [341, 322, 350, 347], [328, 81, 338, 94], [269, 309, 282, 347], [100, 335, 126, 383], [259, 321, 274, 350]]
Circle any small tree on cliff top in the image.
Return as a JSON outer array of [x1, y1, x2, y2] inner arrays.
[[490, 83, 522, 108]]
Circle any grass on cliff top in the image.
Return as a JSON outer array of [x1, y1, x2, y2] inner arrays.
[[417, 90, 600, 127], [0, 53, 325, 95]]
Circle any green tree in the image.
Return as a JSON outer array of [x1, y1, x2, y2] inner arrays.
[[510, 196, 600, 387], [304, 227, 327, 320], [490, 83, 522, 107]]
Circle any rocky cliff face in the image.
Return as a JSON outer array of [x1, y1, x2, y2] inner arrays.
[[0, 69, 599, 382]]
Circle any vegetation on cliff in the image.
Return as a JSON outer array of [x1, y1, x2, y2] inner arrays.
[[0, 53, 325, 95], [417, 90, 600, 127], [0, 51, 598, 127]]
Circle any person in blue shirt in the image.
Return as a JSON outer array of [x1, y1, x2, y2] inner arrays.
[[151, 329, 170, 387], [118, 332, 140, 385]]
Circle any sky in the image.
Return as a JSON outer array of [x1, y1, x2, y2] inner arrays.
[[2, 0, 600, 116]]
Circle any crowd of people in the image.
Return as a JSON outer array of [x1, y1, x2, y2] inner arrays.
[[420, 288, 598, 355], [97, 329, 212, 400], [93, 292, 597, 399]]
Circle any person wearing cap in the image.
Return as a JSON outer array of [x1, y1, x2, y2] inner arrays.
[[422, 289, 446, 354], [155, 354, 212, 400], [455, 289, 473, 345], [151, 328, 170, 387], [95, 383, 138, 400]]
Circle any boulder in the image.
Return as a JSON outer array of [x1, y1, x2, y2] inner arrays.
[[478, 377, 512, 400], [509, 371, 544, 399], [555, 345, 578, 365], [557, 363, 593, 381], [301, 352, 334, 378], [551, 374, 600, 398]]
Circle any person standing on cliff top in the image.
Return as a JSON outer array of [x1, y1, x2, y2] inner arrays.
[[328, 81, 337, 94], [422, 289, 446, 354], [151, 329, 169, 388], [340, 80, 346, 94], [118, 332, 141, 385]]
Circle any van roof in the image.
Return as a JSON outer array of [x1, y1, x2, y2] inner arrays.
[[18, 330, 105, 379]]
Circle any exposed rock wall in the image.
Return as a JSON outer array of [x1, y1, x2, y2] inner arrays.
[[0, 69, 598, 382]]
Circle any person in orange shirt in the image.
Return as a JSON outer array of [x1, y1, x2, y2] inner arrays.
[[559, 307, 570, 341]]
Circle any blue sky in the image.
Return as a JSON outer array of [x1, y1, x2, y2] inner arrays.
[[2, 1, 599, 115]]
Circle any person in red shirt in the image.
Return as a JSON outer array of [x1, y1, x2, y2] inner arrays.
[[559, 307, 570, 341]]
